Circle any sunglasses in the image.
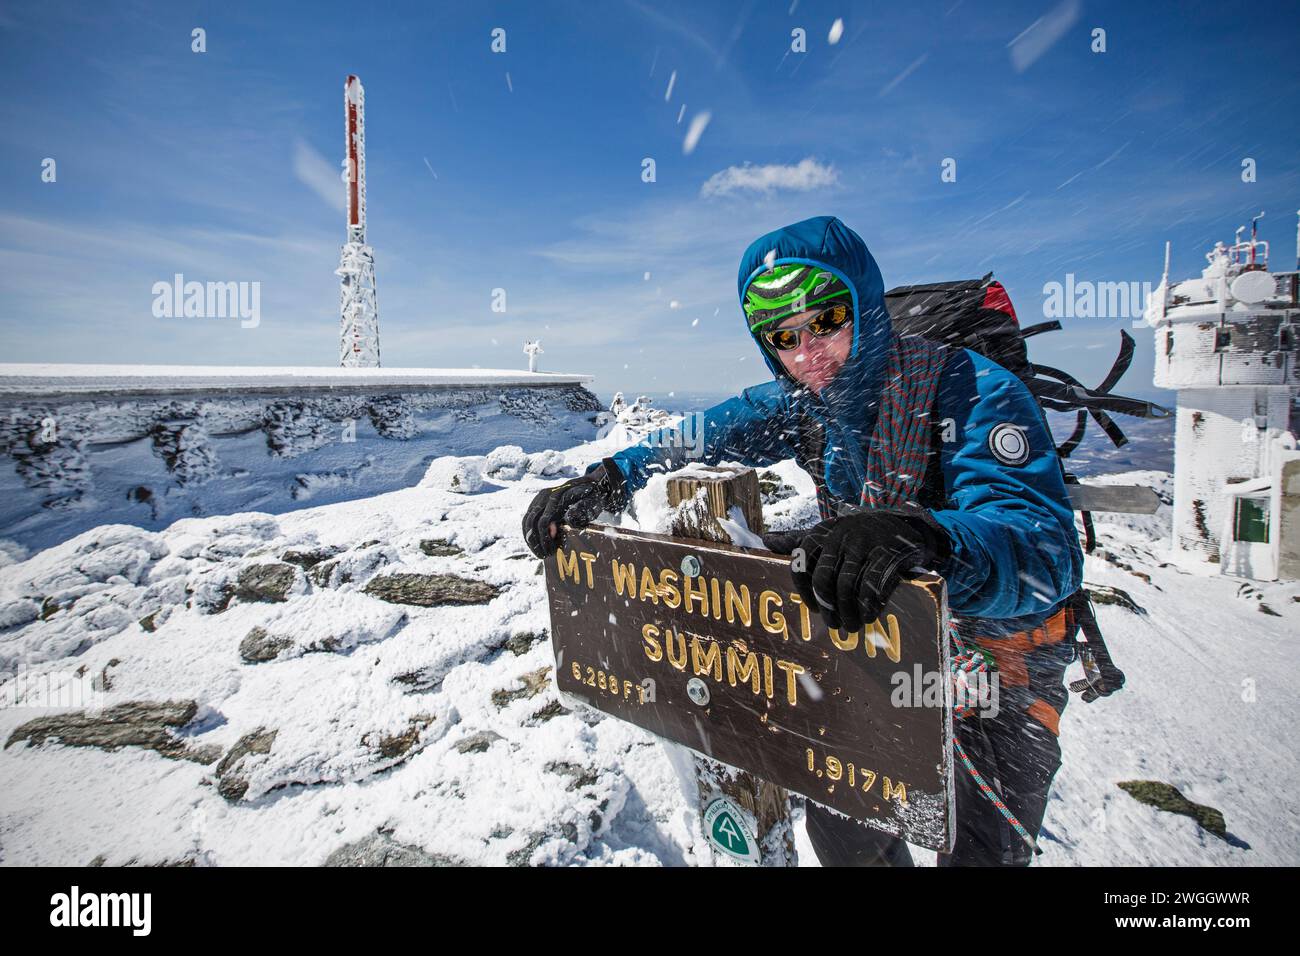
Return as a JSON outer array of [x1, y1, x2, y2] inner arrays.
[[759, 303, 852, 352]]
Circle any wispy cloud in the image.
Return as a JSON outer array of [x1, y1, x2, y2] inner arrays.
[[293, 139, 344, 214], [1008, 0, 1081, 73], [701, 157, 838, 198]]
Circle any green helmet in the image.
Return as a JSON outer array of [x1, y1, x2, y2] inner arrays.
[[742, 262, 852, 332]]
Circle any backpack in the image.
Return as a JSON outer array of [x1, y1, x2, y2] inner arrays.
[[884, 274, 1167, 460], [883, 273, 1163, 700]]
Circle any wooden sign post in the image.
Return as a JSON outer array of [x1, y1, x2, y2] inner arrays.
[[544, 468, 954, 863], [665, 465, 795, 866]]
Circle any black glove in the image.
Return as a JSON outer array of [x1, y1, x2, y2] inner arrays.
[[774, 508, 950, 633], [522, 458, 628, 558]]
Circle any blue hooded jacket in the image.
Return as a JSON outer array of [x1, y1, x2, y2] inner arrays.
[[600, 216, 1082, 624]]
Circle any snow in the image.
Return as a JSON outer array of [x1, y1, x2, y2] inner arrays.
[[1, 447, 1297, 866], [717, 505, 765, 549]]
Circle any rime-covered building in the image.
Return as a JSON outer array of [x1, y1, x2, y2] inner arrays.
[[1148, 213, 1300, 580]]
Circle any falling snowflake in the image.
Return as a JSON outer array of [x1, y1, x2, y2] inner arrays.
[[798, 671, 824, 701], [683, 111, 711, 155]]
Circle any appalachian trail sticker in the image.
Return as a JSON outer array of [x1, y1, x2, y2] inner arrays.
[[703, 796, 761, 865]]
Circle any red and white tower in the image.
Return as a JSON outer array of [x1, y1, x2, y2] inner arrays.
[[336, 74, 381, 367]]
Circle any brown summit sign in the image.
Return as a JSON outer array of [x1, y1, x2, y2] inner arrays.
[[545, 523, 954, 851]]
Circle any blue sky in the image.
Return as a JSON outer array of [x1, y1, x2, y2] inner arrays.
[[2, 0, 1298, 400]]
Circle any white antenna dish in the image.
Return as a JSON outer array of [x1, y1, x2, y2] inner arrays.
[[1229, 269, 1274, 304]]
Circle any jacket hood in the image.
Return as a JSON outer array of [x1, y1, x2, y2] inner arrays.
[[737, 216, 892, 428]]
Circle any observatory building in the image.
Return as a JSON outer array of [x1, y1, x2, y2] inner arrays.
[[1148, 212, 1300, 580]]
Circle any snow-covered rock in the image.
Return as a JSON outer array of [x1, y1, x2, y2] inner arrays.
[[419, 455, 487, 494], [484, 445, 528, 479], [238, 592, 407, 662], [524, 449, 570, 477]]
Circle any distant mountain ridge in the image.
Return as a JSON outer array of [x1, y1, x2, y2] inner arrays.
[[595, 390, 1176, 478]]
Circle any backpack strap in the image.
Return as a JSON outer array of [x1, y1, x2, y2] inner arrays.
[[1019, 319, 1063, 339], [1027, 370, 1136, 447], [1055, 410, 1088, 459], [1026, 330, 1170, 451], [1062, 472, 1097, 551]]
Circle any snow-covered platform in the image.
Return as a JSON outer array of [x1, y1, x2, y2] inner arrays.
[[0, 364, 593, 398], [0, 364, 601, 550]]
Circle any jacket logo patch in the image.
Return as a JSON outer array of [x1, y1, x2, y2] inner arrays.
[[988, 422, 1029, 466]]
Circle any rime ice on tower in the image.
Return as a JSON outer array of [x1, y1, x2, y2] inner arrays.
[[336, 75, 380, 368], [1148, 211, 1300, 580]]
